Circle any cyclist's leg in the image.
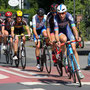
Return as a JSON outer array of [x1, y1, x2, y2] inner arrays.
[[34, 34, 41, 69], [3, 30, 9, 50], [42, 27, 49, 45], [50, 33, 58, 65], [13, 35, 19, 60], [59, 33, 67, 55], [66, 25, 84, 79]]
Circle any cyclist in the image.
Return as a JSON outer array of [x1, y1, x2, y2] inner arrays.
[[2, 11, 13, 50], [11, 10, 31, 60], [54, 4, 84, 79], [46, 3, 59, 66], [0, 18, 4, 45], [32, 8, 47, 69]]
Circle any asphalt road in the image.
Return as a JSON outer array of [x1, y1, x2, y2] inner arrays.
[[0, 41, 90, 90]]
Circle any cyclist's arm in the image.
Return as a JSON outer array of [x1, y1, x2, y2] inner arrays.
[[33, 27, 38, 37], [72, 26, 79, 40], [11, 26, 14, 38], [1, 26, 5, 35], [46, 28, 51, 41], [25, 25, 31, 36], [32, 16, 38, 37]]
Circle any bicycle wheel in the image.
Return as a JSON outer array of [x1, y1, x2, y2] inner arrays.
[[65, 55, 72, 79], [21, 45, 26, 69], [71, 54, 82, 87], [39, 47, 44, 72], [80, 37, 84, 48], [45, 47, 51, 74], [5, 44, 9, 64], [15, 47, 20, 67], [9, 44, 13, 65], [56, 52, 63, 76]]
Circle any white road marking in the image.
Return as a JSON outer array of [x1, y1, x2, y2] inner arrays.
[[9, 67, 48, 78], [19, 82, 90, 86], [19, 88, 45, 90], [19, 82, 61, 85], [0, 74, 9, 79], [0, 68, 47, 78]]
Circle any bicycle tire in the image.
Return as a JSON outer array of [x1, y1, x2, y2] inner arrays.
[[9, 45, 13, 65], [45, 47, 51, 73], [71, 54, 82, 87], [5, 45, 9, 64], [15, 47, 20, 67], [21, 45, 26, 69], [39, 47, 44, 72], [80, 37, 84, 48], [56, 52, 63, 76], [45, 47, 51, 74], [65, 55, 72, 79]]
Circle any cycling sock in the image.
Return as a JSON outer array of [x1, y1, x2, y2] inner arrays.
[[52, 51, 57, 63], [36, 56, 40, 64]]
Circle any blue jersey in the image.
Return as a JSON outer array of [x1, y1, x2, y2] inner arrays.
[[54, 12, 75, 31], [32, 14, 47, 30]]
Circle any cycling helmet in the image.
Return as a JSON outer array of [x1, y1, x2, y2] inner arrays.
[[50, 3, 58, 12], [16, 10, 23, 17], [37, 8, 45, 16], [57, 4, 67, 13], [5, 11, 12, 17]]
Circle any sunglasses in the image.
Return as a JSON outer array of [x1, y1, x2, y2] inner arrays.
[[52, 12, 57, 14], [38, 15, 44, 18], [58, 12, 66, 15]]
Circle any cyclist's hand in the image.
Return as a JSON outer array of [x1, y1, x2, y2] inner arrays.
[[78, 37, 81, 41], [36, 35, 39, 39], [56, 41, 61, 47], [49, 40, 53, 45]]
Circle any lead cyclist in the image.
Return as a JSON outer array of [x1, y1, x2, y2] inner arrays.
[[54, 4, 84, 79]]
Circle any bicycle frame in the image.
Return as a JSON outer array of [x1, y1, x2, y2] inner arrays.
[[67, 43, 80, 72]]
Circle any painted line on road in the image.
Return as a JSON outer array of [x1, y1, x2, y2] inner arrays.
[[0, 74, 9, 79], [19, 82, 90, 86], [19, 88, 45, 90], [0, 68, 47, 78], [9, 67, 48, 78]]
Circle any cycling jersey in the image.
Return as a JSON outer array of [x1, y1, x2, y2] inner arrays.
[[54, 12, 75, 40], [32, 14, 47, 30], [3, 19, 13, 34], [46, 12, 55, 33], [11, 18, 28, 34], [0, 18, 4, 31], [32, 14, 47, 42]]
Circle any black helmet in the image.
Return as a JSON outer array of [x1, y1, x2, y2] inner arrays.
[[37, 8, 45, 16], [50, 3, 58, 12]]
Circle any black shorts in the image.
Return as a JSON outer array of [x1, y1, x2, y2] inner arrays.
[[14, 27, 25, 35]]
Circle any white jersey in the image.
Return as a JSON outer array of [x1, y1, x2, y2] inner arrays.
[[32, 14, 47, 29]]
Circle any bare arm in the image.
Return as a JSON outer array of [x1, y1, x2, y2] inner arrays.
[[72, 26, 79, 40], [1, 26, 5, 35], [25, 25, 31, 36]]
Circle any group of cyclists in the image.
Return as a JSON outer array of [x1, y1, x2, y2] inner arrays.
[[32, 3, 84, 79], [0, 3, 84, 80]]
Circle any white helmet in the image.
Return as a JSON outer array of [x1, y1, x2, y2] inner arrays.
[[57, 4, 67, 13]]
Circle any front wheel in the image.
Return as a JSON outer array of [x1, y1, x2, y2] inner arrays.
[[21, 45, 26, 69], [71, 54, 82, 87], [45, 47, 52, 74], [15, 47, 20, 67]]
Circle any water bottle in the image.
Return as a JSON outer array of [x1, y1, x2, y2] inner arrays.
[[88, 53, 90, 66]]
